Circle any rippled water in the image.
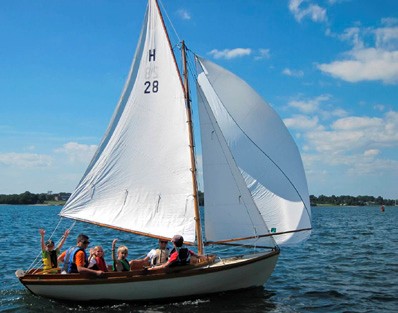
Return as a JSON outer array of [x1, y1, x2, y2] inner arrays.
[[0, 205, 397, 312]]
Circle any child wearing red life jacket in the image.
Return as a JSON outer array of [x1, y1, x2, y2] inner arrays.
[[88, 246, 109, 272]]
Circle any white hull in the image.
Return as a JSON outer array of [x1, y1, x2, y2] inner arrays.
[[19, 250, 279, 302]]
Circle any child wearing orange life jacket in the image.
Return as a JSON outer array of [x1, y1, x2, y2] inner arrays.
[[88, 246, 108, 272]]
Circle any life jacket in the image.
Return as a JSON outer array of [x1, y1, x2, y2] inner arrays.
[[67, 247, 88, 273], [42, 249, 58, 270], [169, 247, 190, 267], [95, 256, 108, 272], [151, 248, 169, 266], [113, 258, 130, 271], [41, 251, 52, 270], [61, 246, 75, 273]]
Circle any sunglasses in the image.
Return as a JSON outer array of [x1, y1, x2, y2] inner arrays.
[[81, 240, 90, 245], [160, 241, 168, 244]]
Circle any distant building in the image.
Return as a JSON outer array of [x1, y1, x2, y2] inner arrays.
[[54, 193, 71, 201]]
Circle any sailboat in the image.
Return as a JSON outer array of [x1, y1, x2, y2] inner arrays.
[[17, 0, 311, 302]]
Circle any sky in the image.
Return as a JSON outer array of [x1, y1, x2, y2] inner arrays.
[[0, 0, 397, 199]]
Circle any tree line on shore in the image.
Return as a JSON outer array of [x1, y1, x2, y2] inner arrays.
[[0, 191, 70, 205], [310, 194, 396, 206], [0, 191, 202, 206], [0, 191, 395, 206]]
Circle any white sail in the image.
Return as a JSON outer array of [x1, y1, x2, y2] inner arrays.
[[196, 57, 311, 245], [61, 0, 196, 243], [197, 83, 275, 247]]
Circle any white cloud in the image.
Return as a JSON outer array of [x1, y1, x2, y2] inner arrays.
[[0, 153, 53, 168], [282, 68, 304, 77], [332, 116, 382, 130], [284, 115, 320, 130], [288, 94, 331, 113], [255, 49, 271, 60], [323, 108, 347, 119], [177, 9, 191, 20], [208, 48, 251, 59], [318, 48, 398, 83], [303, 111, 398, 156], [364, 149, 380, 157], [318, 22, 398, 84], [55, 142, 97, 164], [288, 0, 327, 23], [287, 106, 398, 191]]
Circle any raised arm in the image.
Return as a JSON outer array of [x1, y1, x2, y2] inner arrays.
[[111, 239, 117, 263], [39, 229, 46, 251], [57, 229, 70, 250]]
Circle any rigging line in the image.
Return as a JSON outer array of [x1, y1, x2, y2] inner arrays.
[[158, 0, 181, 43], [27, 219, 77, 272], [27, 217, 65, 271], [48, 216, 63, 242], [185, 48, 198, 79], [26, 252, 42, 272], [206, 227, 312, 245], [196, 58, 311, 220]]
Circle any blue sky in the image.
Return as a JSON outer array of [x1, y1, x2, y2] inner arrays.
[[1, 0, 397, 199]]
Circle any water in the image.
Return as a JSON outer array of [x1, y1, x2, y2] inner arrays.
[[0, 205, 397, 312]]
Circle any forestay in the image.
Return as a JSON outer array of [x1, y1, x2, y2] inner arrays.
[[196, 57, 311, 245], [60, 0, 196, 243]]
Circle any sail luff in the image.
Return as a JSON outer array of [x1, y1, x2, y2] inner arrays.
[[181, 41, 203, 254]]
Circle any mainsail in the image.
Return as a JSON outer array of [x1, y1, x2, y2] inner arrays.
[[196, 57, 311, 245], [60, 0, 196, 243]]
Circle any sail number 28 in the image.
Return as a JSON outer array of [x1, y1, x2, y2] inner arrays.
[[144, 80, 159, 93]]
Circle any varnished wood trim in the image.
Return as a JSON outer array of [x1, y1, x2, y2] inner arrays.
[[19, 249, 279, 286]]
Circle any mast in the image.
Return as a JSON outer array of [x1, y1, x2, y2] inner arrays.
[[153, 0, 203, 247], [181, 40, 204, 254]]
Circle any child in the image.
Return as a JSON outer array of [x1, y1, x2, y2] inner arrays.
[[111, 239, 133, 271], [88, 246, 108, 272], [39, 228, 70, 273]]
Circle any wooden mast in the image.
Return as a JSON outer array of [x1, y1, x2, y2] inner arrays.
[[181, 40, 203, 254], [153, 1, 203, 250]]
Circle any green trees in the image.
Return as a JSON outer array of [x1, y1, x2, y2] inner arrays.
[[310, 194, 396, 206], [0, 192, 69, 205]]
